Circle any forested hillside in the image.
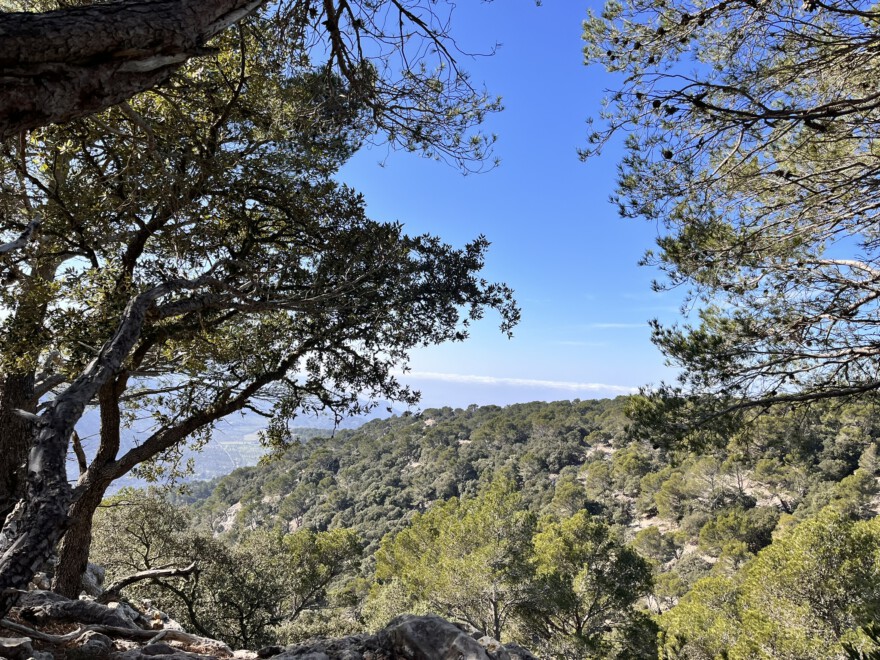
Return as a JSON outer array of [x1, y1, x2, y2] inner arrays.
[[93, 398, 880, 659], [181, 399, 629, 547]]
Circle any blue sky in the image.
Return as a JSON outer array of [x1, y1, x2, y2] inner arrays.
[[339, 1, 685, 410]]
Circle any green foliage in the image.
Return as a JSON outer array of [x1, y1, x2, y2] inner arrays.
[[167, 400, 880, 656], [631, 526, 678, 565], [525, 511, 653, 658], [584, 0, 880, 431], [368, 468, 653, 657], [188, 400, 622, 549], [92, 490, 362, 649], [372, 476, 536, 640], [661, 508, 880, 659], [698, 506, 779, 561], [0, 1, 517, 599]]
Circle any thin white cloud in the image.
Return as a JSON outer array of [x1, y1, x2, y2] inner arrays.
[[398, 371, 637, 394], [589, 322, 647, 329], [553, 340, 608, 347]]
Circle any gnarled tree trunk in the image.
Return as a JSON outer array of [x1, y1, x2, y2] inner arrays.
[[0, 283, 178, 616], [0, 0, 265, 139], [54, 379, 125, 598], [53, 481, 109, 598]]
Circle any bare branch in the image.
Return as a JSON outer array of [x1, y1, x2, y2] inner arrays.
[[98, 562, 197, 604]]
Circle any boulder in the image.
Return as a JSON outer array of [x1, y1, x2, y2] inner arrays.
[[67, 630, 115, 659], [500, 644, 539, 660], [379, 615, 491, 660], [83, 562, 107, 597], [108, 600, 150, 628], [267, 634, 377, 660], [110, 644, 220, 660], [476, 636, 509, 660], [258, 615, 537, 660]]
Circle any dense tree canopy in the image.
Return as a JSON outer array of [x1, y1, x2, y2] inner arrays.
[[138, 400, 880, 657], [92, 490, 361, 648], [372, 476, 536, 640], [661, 509, 880, 659], [0, 0, 514, 611], [0, 0, 501, 166], [582, 0, 880, 427]]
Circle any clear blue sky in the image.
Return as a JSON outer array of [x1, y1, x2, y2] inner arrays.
[[339, 1, 684, 410]]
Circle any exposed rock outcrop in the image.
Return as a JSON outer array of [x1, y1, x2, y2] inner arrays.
[[264, 616, 538, 660], [1, 589, 537, 660]]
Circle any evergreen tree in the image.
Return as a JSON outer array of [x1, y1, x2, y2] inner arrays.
[[582, 0, 880, 433]]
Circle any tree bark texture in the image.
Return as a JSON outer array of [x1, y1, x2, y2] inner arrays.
[[53, 381, 124, 598], [0, 373, 35, 523], [53, 484, 105, 598], [0, 283, 175, 616], [0, 0, 265, 139]]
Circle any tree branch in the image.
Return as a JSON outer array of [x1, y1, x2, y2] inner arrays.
[[0, 219, 39, 255], [98, 562, 197, 604], [0, 0, 266, 138]]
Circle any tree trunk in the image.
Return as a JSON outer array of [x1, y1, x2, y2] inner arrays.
[[0, 373, 35, 522], [0, 416, 73, 614], [54, 380, 124, 598], [53, 481, 108, 598], [0, 0, 266, 139], [0, 283, 175, 616]]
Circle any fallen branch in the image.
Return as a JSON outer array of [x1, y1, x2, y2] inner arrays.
[[98, 562, 197, 603]]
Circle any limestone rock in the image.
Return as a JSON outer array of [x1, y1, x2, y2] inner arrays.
[[28, 571, 51, 591], [111, 643, 220, 660], [213, 502, 243, 534], [83, 561, 107, 597], [141, 601, 186, 631], [108, 600, 150, 628], [500, 643, 539, 660], [268, 633, 377, 660], [379, 615, 492, 660], [0, 636, 34, 660], [67, 630, 114, 659], [476, 636, 509, 660], [257, 615, 537, 660]]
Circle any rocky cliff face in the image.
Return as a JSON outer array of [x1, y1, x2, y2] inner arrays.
[[2, 584, 538, 660]]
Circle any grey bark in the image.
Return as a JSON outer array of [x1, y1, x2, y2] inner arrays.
[[53, 381, 125, 598], [0, 280, 187, 616], [98, 562, 197, 604], [0, 0, 265, 138], [19, 595, 138, 629]]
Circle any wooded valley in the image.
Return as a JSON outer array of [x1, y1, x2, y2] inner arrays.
[[90, 399, 880, 658]]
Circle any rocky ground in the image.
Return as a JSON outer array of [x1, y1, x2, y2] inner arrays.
[[0, 568, 538, 660]]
